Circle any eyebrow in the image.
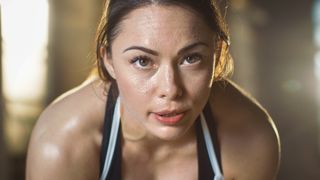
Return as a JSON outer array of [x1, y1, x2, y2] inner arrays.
[[123, 46, 159, 56], [177, 42, 209, 56], [123, 41, 209, 56]]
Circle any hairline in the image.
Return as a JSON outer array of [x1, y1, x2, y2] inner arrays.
[[106, 2, 218, 55]]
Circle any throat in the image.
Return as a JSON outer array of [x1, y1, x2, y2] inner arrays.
[[121, 125, 198, 164], [121, 132, 199, 180]]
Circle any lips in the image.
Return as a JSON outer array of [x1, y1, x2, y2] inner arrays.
[[152, 110, 186, 125]]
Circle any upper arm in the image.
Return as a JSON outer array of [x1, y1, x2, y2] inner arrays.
[[219, 113, 280, 180], [26, 79, 106, 180], [211, 79, 280, 179], [26, 110, 100, 180], [241, 115, 280, 180], [26, 137, 75, 180]]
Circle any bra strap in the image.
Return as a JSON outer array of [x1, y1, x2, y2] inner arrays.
[[200, 112, 224, 180], [100, 97, 121, 180]]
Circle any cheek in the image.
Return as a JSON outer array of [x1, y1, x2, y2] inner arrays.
[[182, 67, 213, 101], [113, 66, 156, 101]]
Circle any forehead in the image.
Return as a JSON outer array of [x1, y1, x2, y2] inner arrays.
[[112, 5, 215, 52]]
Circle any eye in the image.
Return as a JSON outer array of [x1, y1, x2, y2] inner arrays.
[[130, 55, 153, 69], [182, 53, 203, 65]]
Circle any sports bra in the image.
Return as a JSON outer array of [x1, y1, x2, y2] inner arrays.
[[100, 91, 224, 180]]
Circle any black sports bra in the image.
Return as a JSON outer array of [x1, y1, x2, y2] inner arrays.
[[100, 89, 224, 180]]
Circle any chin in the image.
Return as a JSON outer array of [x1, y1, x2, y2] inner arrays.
[[149, 125, 193, 141]]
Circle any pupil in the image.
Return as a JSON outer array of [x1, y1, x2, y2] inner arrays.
[[139, 59, 147, 66], [187, 56, 195, 63]]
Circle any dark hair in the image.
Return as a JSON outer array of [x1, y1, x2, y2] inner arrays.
[[95, 0, 233, 86]]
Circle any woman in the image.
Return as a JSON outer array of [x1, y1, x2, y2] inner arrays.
[[26, 0, 280, 179]]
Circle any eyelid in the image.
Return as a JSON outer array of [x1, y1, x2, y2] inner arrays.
[[185, 52, 203, 58], [130, 55, 151, 62]]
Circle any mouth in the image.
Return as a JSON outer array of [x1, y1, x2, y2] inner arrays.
[[152, 110, 186, 125]]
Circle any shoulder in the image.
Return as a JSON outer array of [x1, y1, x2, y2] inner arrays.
[[26, 78, 109, 180], [210, 79, 280, 180]]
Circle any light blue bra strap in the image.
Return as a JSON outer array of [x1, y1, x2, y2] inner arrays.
[[100, 97, 121, 180], [200, 112, 224, 180]]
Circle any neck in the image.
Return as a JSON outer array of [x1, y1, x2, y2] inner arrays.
[[121, 123, 197, 162]]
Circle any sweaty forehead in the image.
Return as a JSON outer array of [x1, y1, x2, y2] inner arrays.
[[112, 5, 214, 51]]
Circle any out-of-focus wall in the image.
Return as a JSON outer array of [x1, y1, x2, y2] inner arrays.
[[230, 0, 320, 179], [47, 0, 103, 101], [257, 0, 320, 179], [229, 0, 267, 98]]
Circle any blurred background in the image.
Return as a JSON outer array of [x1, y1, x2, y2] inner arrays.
[[0, 0, 319, 179]]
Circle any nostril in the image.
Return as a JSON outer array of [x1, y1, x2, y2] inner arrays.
[[159, 87, 183, 99]]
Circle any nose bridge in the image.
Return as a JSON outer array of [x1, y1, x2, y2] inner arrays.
[[158, 63, 182, 99], [164, 64, 175, 85]]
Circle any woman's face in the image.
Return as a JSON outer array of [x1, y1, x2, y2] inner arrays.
[[104, 5, 215, 141]]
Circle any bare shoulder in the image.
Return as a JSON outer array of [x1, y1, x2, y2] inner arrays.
[[26, 78, 109, 180], [210, 79, 280, 180]]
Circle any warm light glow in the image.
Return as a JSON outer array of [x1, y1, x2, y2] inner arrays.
[[313, 0, 320, 155], [1, 0, 49, 154], [1, 0, 49, 102], [315, 51, 320, 81], [314, 0, 320, 48]]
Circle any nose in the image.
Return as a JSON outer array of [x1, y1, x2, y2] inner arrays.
[[157, 64, 183, 100]]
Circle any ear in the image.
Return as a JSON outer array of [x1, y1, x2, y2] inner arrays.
[[100, 46, 116, 79]]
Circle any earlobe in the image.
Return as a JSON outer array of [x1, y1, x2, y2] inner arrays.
[[100, 46, 116, 79]]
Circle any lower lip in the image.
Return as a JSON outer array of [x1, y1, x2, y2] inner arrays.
[[152, 112, 185, 125]]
